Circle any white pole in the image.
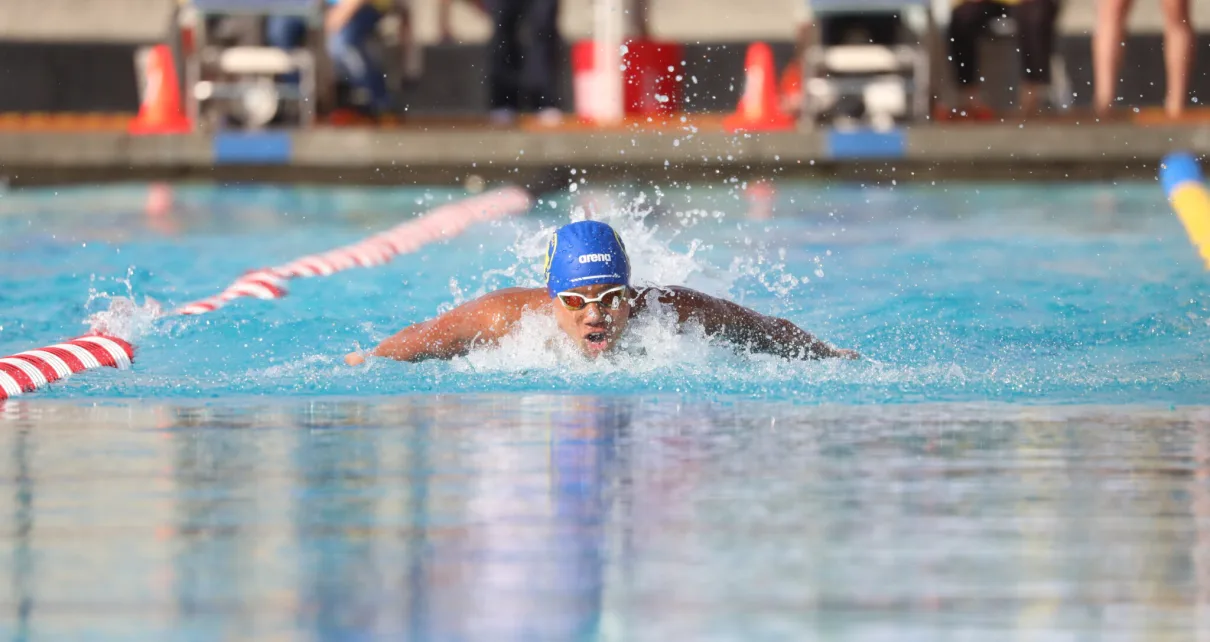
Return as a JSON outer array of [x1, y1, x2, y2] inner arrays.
[[592, 0, 625, 125]]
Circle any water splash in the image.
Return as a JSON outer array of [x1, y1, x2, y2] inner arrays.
[[452, 291, 833, 384], [728, 245, 809, 311], [435, 190, 831, 379], [83, 266, 164, 341], [84, 296, 163, 342], [484, 189, 740, 301]]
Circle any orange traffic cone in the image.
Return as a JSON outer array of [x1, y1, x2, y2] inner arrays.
[[724, 42, 796, 133], [129, 44, 191, 135]]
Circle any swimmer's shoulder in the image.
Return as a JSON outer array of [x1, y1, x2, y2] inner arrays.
[[438, 287, 549, 341], [630, 285, 718, 322], [631, 285, 698, 309], [461, 287, 550, 321], [475, 287, 549, 309]]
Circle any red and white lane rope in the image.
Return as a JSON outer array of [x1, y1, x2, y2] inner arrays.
[[0, 335, 135, 401], [175, 186, 533, 316], [0, 185, 534, 401]]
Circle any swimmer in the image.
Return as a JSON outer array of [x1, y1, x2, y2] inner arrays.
[[345, 220, 858, 365]]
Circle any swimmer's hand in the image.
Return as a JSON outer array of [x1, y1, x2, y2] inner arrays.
[[344, 351, 367, 367]]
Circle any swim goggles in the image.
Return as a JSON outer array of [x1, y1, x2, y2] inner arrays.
[[555, 285, 629, 311]]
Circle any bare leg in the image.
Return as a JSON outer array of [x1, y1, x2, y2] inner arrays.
[[631, 0, 650, 39], [438, 0, 453, 43], [947, 0, 997, 115], [1092, 0, 1133, 115], [1160, 0, 1193, 117], [1013, 0, 1059, 118], [784, 19, 814, 117], [398, 2, 423, 82]]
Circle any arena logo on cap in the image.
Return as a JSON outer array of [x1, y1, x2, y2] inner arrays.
[[578, 253, 612, 263]]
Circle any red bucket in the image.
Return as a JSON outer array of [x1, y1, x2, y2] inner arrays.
[[572, 39, 684, 119]]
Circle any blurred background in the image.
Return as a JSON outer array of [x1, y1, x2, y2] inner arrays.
[[7, 6, 1210, 640], [3, 0, 1210, 133]]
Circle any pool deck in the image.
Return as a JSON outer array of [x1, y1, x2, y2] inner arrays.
[[2, 114, 1209, 186]]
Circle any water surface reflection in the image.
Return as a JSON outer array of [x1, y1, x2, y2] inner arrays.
[[1, 399, 1209, 640]]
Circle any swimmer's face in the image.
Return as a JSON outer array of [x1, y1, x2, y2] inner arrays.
[[551, 282, 632, 358]]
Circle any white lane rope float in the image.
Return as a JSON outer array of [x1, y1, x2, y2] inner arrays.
[[0, 336, 135, 400], [0, 184, 540, 401], [175, 186, 533, 315]]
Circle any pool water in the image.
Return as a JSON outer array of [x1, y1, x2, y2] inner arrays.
[[1, 180, 1209, 639], [1, 181, 1207, 404]]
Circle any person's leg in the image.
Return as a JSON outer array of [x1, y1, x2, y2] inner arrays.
[[521, 0, 561, 113], [397, 0, 423, 83], [488, 0, 524, 115], [265, 16, 308, 86], [1160, 0, 1193, 117], [784, 15, 814, 118], [439, 0, 455, 43], [266, 15, 307, 49], [327, 4, 389, 115], [946, 1, 999, 112], [1092, 0, 1133, 115], [1012, 0, 1059, 115]]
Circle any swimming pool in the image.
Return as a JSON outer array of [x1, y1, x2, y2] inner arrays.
[[1, 180, 1208, 639], [2, 180, 1206, 404]]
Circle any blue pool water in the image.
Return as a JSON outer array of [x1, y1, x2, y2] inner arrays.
[[0, 180, 1207, 404], [2, 180, 1210, 640]]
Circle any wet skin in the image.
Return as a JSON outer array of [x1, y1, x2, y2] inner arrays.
[[551, 283, 632, 357], [344, 283, 858, 365]]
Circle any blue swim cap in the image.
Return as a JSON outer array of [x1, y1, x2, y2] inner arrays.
[[543, 220, 631, 297]]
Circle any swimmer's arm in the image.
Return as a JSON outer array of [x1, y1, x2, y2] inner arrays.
[[345, 294, 521, 365], [658, 287, 858, 360], [350, 318, 471, 364]]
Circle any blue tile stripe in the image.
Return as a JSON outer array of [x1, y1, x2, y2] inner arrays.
[[826, 129, 906, 160], [213, 132, 292, 165]]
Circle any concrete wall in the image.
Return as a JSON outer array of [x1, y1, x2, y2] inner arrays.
[[0, 0, 176, 44]]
